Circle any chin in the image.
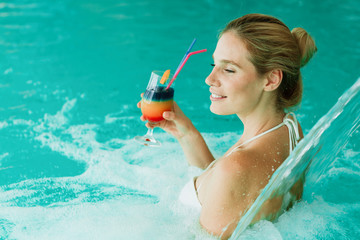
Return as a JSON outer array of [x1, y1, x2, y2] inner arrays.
[[210, 104, 231, 115]]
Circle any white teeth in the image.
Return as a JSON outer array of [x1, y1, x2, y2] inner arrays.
[[211, 93, 224, 99]]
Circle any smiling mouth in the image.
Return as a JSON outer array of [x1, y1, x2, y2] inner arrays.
[[210, 93, 227, 100]]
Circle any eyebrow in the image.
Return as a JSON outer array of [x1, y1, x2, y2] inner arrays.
[[212, 54, 241, 68], [221, 59, 241, 68]]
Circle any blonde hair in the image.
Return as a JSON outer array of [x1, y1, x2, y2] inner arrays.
[[222, 14, 317, 109]]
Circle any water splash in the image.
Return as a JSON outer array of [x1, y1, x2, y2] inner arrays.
[[230, 77, 360, 239]]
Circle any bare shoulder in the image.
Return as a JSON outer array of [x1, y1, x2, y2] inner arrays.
[[217, 148, 259, 174], [212, 149, 259, 191]]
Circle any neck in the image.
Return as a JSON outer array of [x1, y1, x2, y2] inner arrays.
[[238, 104, 285, 142]]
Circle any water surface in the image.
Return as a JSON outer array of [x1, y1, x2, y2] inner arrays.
[[0, 0, 359, 239]]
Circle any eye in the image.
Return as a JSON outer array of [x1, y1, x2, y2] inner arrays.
[[210, 63, 215, 67], [225, 68, 235, 73]]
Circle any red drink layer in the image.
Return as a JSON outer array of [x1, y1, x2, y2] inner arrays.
[[141, 87, 174, 122]]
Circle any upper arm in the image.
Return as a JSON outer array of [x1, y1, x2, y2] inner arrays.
[[199, 154, 252, 239]]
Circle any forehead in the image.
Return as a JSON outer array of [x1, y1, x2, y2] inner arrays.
[[214, 31, 251, 64]]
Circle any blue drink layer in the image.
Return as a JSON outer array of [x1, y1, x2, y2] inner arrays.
[[143, 86, 174, 101]]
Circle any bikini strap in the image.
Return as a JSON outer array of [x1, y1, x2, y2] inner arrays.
[[283, 112, 301, 152], [225, 112, 300, 157], [225, 121, 285, 157]]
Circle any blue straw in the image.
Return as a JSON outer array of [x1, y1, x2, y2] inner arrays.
[[174, 38, 197, 74]]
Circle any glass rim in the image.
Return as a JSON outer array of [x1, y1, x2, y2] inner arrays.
[[149, 70, 175, 88], [152, 70, 174, 78]]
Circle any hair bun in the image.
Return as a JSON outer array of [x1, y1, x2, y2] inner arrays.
[[291, 27, 317, 67]]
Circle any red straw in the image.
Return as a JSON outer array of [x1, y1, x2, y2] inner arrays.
[[165, 49, 207, 90]]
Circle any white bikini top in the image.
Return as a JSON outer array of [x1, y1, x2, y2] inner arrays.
[[179, 112, 301, 211]]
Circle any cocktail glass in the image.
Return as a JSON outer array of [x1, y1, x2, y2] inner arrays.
[[135, 71, 174, 147]]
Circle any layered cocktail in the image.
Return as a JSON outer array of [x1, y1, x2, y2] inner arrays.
[[141, 86, 174, 122], [135, 71, 174, 146]]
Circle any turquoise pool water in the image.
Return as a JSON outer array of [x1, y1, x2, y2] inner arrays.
[[0, 0, 359, 239]]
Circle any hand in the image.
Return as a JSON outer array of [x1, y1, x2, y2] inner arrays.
[[137, 94, 194, 140], [157, 102, 195, 140]]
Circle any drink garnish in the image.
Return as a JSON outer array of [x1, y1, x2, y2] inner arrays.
[[160, 69, 170, 84]]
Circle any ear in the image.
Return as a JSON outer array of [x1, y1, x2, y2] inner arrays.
[[264, 69, 282, 92]]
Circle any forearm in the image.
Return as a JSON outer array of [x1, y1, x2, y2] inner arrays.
[[158, 102, 214, 168], [178, 128, 215, 169]]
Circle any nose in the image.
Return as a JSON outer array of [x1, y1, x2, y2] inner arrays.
[[205, 67, 220, 87]]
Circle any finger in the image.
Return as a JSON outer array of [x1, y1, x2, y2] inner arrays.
[[140, 115, 146, 121], [146, 122, 159, 128], [137, 101, 141, 108], [163, 111, 176, 121], [140, 93, 144, 97]]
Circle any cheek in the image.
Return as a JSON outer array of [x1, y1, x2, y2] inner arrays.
[[227, 80, 249, 98], [227, 77, 263, 104]]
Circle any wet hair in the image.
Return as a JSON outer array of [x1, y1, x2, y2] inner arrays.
[[222, 13, 317, 109]]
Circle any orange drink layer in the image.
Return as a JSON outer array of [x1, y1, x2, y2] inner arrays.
[[142, 99, 173, 122], [141, 86, 174, 122]]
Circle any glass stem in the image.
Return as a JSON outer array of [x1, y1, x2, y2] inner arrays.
[[146, 127, 154, 137]]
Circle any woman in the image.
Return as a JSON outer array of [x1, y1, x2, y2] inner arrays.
[[139, 14, 317, 239]]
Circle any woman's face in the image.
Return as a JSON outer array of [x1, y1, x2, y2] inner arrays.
[[205, 31, 267, 116]]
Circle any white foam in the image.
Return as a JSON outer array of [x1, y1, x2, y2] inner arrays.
[[0, 121, 9, 129], [3, 68, 13, 75], [0, 152, 9, 164], [1, 88, 359, 239]]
